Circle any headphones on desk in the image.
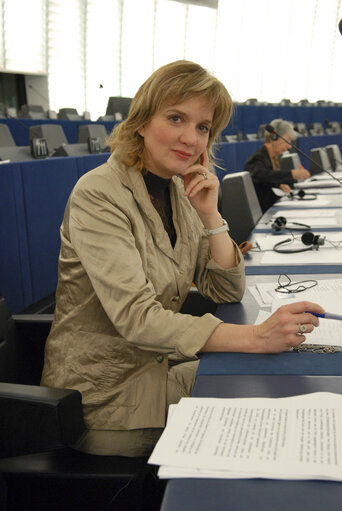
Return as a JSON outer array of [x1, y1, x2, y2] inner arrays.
[[271, 216, 311, 232], [273, 231, 326, 253], [287, 190, 317, 201]]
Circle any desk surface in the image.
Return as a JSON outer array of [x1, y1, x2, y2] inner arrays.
[[215, 273, 339, 325], [255, 206, 342, 233], [202, 273, 342, 377], [243, 193, 342, 274], [160, 375, 342, 511], [243, 231, 342, 275], [161, 201, 342, 510]]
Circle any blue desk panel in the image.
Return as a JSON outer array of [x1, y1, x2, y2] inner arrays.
[[0, 153, 108, 313], [193, 374, 342, 397], [197, 351, 342, 376], [0, 163, 32, 311], [162, 478, 342, 511], [20, 157, 80, 303], [214, 140, 262, 181], [76, 152, 108, 178]]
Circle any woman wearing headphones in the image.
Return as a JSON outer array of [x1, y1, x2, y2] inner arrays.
[[244, 119, 311, 212]]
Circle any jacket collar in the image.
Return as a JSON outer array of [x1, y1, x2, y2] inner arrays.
[[107, 152, 181, 262]]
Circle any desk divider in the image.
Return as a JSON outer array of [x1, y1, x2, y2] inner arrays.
[[0, 154, 108, 313]]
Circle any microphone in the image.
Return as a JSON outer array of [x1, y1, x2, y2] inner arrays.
[[265, 124, 342, 186], [5, 114, 49, 159]]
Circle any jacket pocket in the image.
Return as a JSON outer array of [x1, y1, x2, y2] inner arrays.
[[65, 333, 137, 407]]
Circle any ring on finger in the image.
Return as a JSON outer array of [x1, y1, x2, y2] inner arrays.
[[299, 324, 307, 333], [202, 172, 208, 180]]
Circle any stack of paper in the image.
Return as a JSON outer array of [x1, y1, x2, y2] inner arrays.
[[149, 393, 342, 481]]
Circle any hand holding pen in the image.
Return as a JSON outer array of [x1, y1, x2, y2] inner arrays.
[[306, 311, 342, 321]]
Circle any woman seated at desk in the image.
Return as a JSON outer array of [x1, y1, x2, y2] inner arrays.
[[41, 62, 323, 457], [244, 118, 311, 212]]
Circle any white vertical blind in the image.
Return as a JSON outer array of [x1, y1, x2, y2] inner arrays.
[[0, 0, 46, 74], [330, 0, 342, 100], [185, 4, 217, 71], [47, 0, 85, 114], [154, 0, 187, 68], [85, 0, 122, 120], [0, 0, 341, 118], [215, 0, 342, 104], [307, 0, 340, 101], [120, 0, 155, 97], [0, 1, 4, 70]]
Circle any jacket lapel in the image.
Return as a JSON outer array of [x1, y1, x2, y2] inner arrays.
[[110, 154, 177, 261]]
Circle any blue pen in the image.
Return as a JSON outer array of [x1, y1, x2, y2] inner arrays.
[[306, 311, 342, 321]]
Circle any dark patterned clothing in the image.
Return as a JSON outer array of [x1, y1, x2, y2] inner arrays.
[[244, 145, 296, 212], [143, 170, 177, 247]]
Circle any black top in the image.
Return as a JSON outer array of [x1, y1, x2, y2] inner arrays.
[[143, 171, 177, 247], [244, 145, 296, 213]]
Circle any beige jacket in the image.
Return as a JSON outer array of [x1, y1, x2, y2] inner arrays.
[[41, 153, 245, 431]]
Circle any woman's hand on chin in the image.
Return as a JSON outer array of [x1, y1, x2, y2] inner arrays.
[[182, 151, 220, 222]]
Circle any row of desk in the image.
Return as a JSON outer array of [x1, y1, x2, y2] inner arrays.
[[222, 104, 342, 136], [0, 118, 118, 146], [214, 134, 342, 182], [1, 104, 341, 146], [1, 134, 341, 315], [160, 177, 342, 510]]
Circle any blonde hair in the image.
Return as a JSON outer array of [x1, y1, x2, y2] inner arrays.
[[107, 60, 233, 171]]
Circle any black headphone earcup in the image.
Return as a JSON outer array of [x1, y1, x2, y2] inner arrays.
[[301, 232, 314, 246], [301, 232, 325, 247], [297, 190, 305, 199], [271, 133, 278, 141], [272, 216, 286, 232]]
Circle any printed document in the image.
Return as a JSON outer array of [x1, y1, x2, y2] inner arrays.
[[149, 393, 342, 481]]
